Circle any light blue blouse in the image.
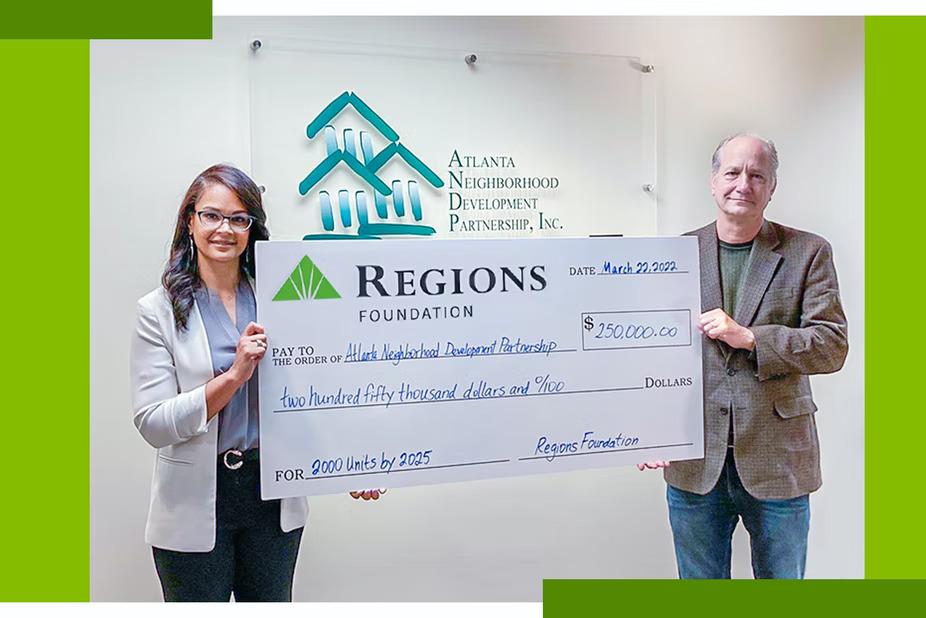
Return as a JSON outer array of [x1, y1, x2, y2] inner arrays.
[[194, 279, 259, 452]]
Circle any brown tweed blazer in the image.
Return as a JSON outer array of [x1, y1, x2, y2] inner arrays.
[[664, 219, 848, 500]]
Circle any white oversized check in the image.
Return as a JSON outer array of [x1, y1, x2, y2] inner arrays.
[[256, 238, 703, 499]]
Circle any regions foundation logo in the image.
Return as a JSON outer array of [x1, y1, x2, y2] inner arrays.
[[273, 255, 341, 301], [299, 91, 444, 239]]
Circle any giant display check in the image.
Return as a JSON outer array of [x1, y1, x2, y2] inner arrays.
[[256, 238, 703, 499]]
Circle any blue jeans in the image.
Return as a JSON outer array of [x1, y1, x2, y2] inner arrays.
[[666, 451, 810, 579]]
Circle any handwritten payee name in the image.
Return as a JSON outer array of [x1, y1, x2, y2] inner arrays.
[[345, 336, 558, 365]]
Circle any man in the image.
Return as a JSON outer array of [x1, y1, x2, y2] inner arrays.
[[640, 133, 848, 579]]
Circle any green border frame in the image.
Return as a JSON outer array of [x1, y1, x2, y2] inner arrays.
[[544, 580, 922, 614], [1, 7, 921, 605], [1, 1, 211, 39], [0, 1, 210, 602], [863, 15, 925, 581], [0, 40, 89, 601]]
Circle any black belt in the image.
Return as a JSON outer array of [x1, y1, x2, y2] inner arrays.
[[220, 448, 259, 470]]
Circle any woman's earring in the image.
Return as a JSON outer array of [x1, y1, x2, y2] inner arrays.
[[189, 235, 196, 257]]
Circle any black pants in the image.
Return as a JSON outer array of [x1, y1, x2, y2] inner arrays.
[[152, 451, 304, 602]]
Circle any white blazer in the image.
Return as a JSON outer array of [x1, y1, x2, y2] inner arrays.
[[130, 286, 308, 552]]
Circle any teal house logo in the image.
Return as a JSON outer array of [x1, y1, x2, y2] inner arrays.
[[299, 91, 443, 239], [273, 255, 341, 301]]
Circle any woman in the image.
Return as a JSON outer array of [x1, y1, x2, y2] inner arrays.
[[130, 164, 308, 601]]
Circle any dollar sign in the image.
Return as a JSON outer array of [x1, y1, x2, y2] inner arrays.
[[583, 315, 594, 331]]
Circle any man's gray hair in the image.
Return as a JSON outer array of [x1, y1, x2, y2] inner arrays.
[[710, 133, 779, 184]]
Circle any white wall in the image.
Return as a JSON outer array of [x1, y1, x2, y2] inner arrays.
[[90, 16, 863, 601]]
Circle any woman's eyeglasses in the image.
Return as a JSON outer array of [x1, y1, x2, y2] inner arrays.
[[196, 209, 255, 232]]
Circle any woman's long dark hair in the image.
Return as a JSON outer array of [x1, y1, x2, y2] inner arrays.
[[162, 164, 269, 331]]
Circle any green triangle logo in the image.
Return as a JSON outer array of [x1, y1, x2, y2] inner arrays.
[[273, 255, 341, 301]]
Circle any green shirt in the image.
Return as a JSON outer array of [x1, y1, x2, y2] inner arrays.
[[719, 238, 754, 448], [719, 239, 754, 317]]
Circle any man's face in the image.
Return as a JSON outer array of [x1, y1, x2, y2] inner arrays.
[[710, 136, 776, 220]]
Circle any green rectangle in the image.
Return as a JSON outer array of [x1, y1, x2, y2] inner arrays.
[[543, 580, 925, 615], [864, 16, 926, 579], [1, 0, 211, 39], [0, 40, 89, 601]]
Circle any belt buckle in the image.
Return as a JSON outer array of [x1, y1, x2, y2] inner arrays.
[[223, 449, 244, 470]]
